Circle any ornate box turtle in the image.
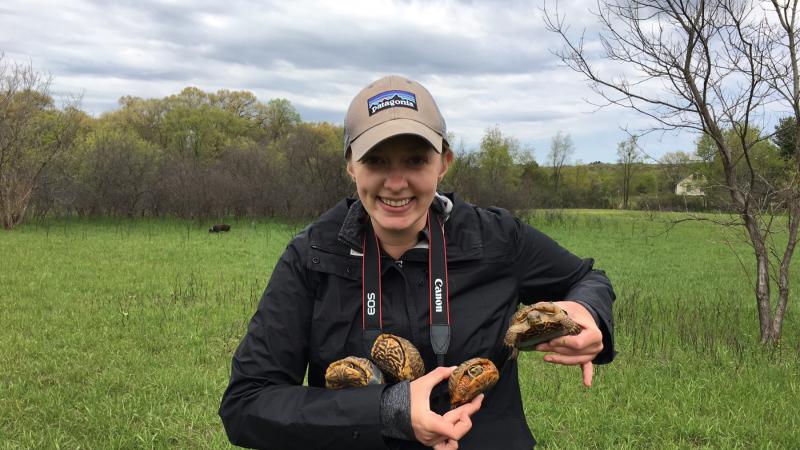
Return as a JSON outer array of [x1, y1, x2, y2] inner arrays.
[[371, 333, 426, 382], [324, 356, 384, 389], [504, 302, 582, 358], [448, 357, 499, 408]]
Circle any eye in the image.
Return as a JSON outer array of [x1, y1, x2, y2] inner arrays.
[[406, 156, 428, 167], [361, 156, 387, 167]]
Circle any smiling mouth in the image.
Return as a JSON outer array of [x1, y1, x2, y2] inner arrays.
[[379, 197, 413, 207]]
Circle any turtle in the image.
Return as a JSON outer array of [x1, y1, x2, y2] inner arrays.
[[448, 357, 499, 408], [503, 302, 582, 358], [324, 356, 385, 389], [370, 333, 426, 383]]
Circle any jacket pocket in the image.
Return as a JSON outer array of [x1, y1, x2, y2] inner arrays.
[[307, 246, 361, 281]]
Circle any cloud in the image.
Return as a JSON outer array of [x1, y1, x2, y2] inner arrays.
[[0, 0, 699, 162]]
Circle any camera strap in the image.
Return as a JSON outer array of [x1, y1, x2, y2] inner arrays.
[[362, 210, 451, 366]]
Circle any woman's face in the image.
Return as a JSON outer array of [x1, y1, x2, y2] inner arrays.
[[347, 135, 452, 242]]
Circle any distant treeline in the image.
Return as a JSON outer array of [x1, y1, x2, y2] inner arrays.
[[10, 85, 790, 224]]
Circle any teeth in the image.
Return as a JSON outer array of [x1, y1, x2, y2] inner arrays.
[[381, 197, 411, 207]]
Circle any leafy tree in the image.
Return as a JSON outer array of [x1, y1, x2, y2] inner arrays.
[[616, 135, 641, 209], [773, 116, 796, 160], [547, 130, 573, 197], [0, 56, 83, 229], [77, 123, 157, 216], [659, 151, 695, 193], [695, 127, 785, 205], [112, 88, 264, 161], [259, 98, 301, 142], [477, 127, 530, 209]]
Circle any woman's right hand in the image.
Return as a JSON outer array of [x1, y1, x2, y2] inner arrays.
[[409, 366, 484, 448]]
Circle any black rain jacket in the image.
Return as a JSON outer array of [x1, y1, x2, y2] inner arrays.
[[220, 193, 616, 450]]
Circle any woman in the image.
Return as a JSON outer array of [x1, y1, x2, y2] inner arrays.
[[220, 75, 616, 449]]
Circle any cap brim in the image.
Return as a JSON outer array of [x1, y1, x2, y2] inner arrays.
[[349, 119, 443, 161]]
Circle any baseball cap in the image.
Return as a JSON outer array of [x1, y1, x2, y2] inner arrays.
[[343, 75, 448, 161]]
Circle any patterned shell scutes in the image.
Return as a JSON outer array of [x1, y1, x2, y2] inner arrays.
[[370, 333, 425, 382], [448, 357, 499, 408], [503, 302, 582, 356], [325, 356, 384, 389]]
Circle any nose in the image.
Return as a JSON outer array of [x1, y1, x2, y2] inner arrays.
[[383, 164, 408, 191]]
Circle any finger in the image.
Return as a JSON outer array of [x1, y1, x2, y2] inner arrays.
[[443, 395, 482, 439], [450, 410, 473, 438], [543, 353, 595, 366], [539, 333, 603, 354], [536, 342, 581, 355], [555, 331, 602, 349], [440, 407, 473, 439], [421, 413, 461, 441], [417, 427, 451, 447], [433, 439, 458, 450], [429, 436, 450, 448], [442, 393, 483, 424], [457, 392, 484, 417], [411, 367, 458, 408], [538, 342, 603, 357], [417, 366, 457, 390], [582, 361, 594, 387]]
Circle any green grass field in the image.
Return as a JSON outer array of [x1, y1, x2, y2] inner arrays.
[[1, 211, 799, 449]]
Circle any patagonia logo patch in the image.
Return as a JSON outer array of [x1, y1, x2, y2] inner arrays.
[[367, 90, 417, 116]]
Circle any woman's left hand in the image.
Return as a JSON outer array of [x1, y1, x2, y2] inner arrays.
[[534, 301, 603, 387]]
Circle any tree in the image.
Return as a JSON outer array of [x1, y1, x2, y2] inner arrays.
[[773, 116, 796, 159], [544, 0, 800, 344], [260, 98, 301, 142], [660, 150, 695, 192], [616, 135, 641, 209], [79, 124, 157, 217], [547, 130, 574, 196], [444, 127, 533, 210], [281, 122, 350, 218], [695, 127, 785, 206], [0, 56, 82, 229]]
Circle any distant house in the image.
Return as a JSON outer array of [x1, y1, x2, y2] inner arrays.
[[675, 173, 706, 196]]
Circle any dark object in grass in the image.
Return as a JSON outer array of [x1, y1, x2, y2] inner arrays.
[[325, 356, 385, 389], [448, 357, 498, 408], [209, 224, 231, 233], [504, 302, 582, 359]]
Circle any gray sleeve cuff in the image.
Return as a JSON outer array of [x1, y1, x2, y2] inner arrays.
[[379, 381, 414, 441]]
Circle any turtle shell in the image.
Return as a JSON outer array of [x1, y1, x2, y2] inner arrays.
[[503, 302, 582, 356], [370, 333, 425, 382], [325, 356, 384, 389], [448, 357, 499, 408]]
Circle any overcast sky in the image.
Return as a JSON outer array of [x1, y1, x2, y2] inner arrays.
[[1, 0, 699, 162]]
